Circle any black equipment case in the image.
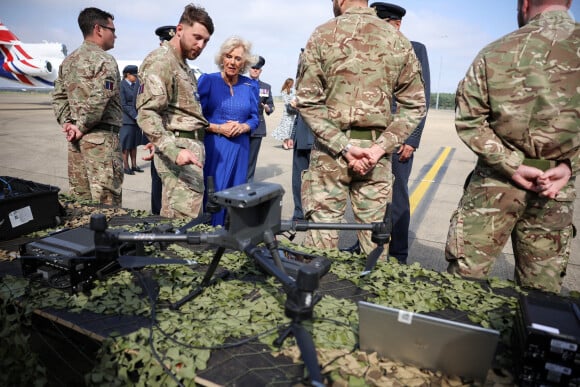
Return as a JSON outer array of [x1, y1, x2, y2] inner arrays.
[[513, 291, 580, 386], [0, 176, 61, 241]]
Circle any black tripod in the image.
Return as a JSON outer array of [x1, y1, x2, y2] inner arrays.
[[248, 244, 327, 386]]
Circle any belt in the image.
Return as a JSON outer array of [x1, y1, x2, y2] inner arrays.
[[174, 129, 204, 141], [347, 127, 381, 141], [522, 158, 556, 171], [93, 124, 120, 133]]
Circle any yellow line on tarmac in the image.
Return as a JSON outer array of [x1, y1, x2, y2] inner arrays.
[[409, 146, 452, 215]]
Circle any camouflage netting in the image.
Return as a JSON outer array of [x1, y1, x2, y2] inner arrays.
[[1, 195, 561, 386]]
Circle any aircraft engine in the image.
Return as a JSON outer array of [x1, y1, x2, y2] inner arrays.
[[3, 58, 54, 76]]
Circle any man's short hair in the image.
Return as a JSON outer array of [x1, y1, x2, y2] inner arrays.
[[179, 4, 214, 36], [78, 7, 114, 38]]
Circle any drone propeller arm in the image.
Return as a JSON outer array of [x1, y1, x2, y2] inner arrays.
[[280, 219, 374, 233], [116, 232, 189, 244], [115, 229, 236, 248]]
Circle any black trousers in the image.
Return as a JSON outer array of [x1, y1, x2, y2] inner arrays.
[[291, 147, 311, 220], [389, 150, 414, 263], [150, 158, 162, 215], [247, 136, 263, 183]]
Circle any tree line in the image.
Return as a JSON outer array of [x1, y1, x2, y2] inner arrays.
[[429, 92, 454, 110]]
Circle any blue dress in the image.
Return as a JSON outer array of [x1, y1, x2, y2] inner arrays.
[[120, 79, 143, 149], [198, 72, 259, 226]]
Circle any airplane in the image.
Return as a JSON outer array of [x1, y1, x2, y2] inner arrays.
[[0, 22, 202, 89], [0, 22, 64, 88]]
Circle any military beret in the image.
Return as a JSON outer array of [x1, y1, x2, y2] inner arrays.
[[155, 25, 176, 41], [370, 2, 407, 20], [123, 65, 138, 75], [252, 56, 265, 70]]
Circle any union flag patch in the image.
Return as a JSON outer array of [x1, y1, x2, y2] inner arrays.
[[104, 80, 114, 90]]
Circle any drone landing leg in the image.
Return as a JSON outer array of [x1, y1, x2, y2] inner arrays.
[[273, 324, 293, 347], [262, 229, 287, 273], [170, 246, 228, 310]]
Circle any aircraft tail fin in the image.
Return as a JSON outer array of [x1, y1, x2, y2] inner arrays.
[[0, 21, 58, 87], [0, 22, 21, 45]]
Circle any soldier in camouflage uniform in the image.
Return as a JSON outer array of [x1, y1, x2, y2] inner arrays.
[[137, 5, 214, 219], [296, 0, 426, 258], [446, 0, 579, 294], [52, 7, 123, 207]]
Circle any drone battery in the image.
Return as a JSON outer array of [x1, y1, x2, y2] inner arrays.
[[212, 182, 284, 208], [513, 291, 580, 386], [0, 176, 61, 241], [213, 182, 285, 245]]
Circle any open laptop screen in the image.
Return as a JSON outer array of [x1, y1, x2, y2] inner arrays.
[[358, 301, 500, 382]]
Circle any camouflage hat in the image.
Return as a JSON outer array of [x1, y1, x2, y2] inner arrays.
[[155, 25, 176, 41], [370, 2, 406, 20]]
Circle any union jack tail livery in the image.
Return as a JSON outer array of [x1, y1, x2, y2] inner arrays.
[[0, 21, 65, 88]]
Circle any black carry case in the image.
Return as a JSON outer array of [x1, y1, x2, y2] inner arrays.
[[0, 176, 61, 241], [513, 291, 580, 386]]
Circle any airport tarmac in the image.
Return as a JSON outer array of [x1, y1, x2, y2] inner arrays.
[[0, 91, 578, 294]]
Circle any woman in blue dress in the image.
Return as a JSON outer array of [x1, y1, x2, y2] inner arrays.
[[198, 36, 259, 227]]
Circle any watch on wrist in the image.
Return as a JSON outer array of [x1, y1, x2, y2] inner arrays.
[[341, 143, 353, 156]]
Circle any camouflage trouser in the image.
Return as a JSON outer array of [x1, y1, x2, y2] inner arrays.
[[301, 139, 392, 259], [445, 163, 576, 293], [68, 130, 123, 206], [155, 137, 205, 219]]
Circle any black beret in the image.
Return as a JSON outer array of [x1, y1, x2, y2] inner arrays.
[[371, 2, 406, 20], [155, 25, 176, 41], [123, 65, 138, 75], [252, 56, 265, 69]]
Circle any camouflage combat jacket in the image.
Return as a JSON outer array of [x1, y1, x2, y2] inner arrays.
[[52, 41, 122, 132], [456, 10, 580, 177], [137, 41, 208, 163], [295, 6, 426, 156]]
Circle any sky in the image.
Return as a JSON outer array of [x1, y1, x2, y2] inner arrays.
[[2, 0, 579, 94]]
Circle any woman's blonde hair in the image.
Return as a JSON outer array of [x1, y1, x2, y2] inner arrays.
[[214, 36, 256, 74]]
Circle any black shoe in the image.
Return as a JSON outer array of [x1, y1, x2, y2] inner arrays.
[[389, 255, 407, 265], [447, 260, 460, 274], [124, 168, 134, 175], [341, 240, 361, 254], [132, 166, 144, 173]]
